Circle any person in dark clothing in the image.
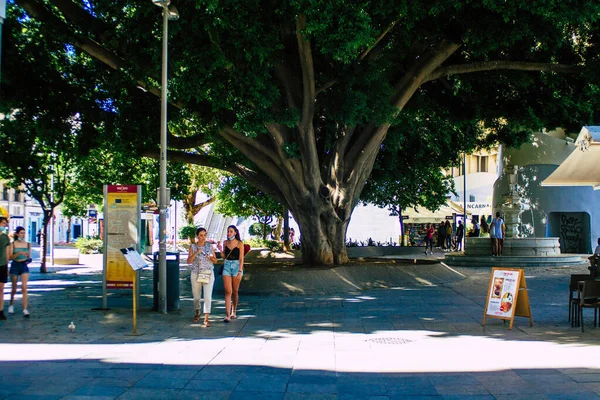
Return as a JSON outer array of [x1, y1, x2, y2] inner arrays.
[[438, 221, 447, 249], [455, 221, 464, 251]]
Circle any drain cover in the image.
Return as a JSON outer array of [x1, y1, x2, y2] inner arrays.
[[366, 337, 414, 345]]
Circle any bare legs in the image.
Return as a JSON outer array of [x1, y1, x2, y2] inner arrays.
[[9, 274, 28, 311], [222, 275, 242, 321], [223, 275, 233, 321], [231, 277, 242, 318]]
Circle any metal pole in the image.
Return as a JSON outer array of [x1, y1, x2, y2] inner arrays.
[[463, 152, 467, 252], [158, 5, 169, 314], [50, 172, 55, 265]]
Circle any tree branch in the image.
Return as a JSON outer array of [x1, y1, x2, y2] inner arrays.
[[296, 14, 321, 189], [168, 132, 209, 150], [425, 61, 585, 82], [359, 19, 399, 61]]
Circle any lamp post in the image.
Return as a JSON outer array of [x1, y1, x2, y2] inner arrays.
[[152, 0, 178, 314]]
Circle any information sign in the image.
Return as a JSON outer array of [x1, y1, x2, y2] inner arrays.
[[482, 268, 533, 329], [103, 185, 140, 290]]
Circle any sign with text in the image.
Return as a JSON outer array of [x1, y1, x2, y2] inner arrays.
[[104, 185, 140, 289], [482, 268, 533, 329]]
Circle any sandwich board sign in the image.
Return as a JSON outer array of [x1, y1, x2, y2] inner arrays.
[[482, 268, 533, 330]]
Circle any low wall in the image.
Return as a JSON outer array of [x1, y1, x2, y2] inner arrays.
[[465, 237, 561, 256]]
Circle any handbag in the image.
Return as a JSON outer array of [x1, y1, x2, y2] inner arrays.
[[196, 271, 211, 284]]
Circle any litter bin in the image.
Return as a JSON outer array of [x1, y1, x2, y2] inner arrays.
[[153, 252, 181, 312]]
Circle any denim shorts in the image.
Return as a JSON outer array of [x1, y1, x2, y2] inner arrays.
[[222, 260, 243, 277], [10, 261, 29, 276]]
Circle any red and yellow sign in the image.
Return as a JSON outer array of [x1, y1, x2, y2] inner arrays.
[[105, 185, 139, 289]]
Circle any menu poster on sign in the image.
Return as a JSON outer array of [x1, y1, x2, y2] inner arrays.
[[486, 269, 519, 318], [482, 267, 533, 329]]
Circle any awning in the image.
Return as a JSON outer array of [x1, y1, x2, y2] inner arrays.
[[542, 126, 600, 190], [403, 200, 465, 224]]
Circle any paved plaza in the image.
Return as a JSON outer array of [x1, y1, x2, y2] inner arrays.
[[1, 251, 600, 399]]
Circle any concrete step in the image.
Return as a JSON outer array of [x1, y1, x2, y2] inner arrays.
[[444, 254, 588, 268]]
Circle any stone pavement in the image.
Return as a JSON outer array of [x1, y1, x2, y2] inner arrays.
[[1, 251, 600, 399]]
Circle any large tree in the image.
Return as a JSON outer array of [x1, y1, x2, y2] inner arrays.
[[6, 1, 600, 264]]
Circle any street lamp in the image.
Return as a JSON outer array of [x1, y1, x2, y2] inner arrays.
[[152, 0, 178, 314]]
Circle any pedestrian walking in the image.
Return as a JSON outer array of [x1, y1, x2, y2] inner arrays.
[[0, 217, 9, 320], [455, 221, 464, 251], [8, 226, 31, 317], [36, 229, 41, 245], [186, 227, 216, 327], [221, 225, 245, 322], [424, 223, 434, 255]]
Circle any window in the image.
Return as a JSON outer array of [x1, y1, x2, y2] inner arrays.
[[469, 195, 476, 202], [478, 156, 488, 172]]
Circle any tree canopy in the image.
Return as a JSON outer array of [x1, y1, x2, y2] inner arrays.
[[4, 0, 600, 264]]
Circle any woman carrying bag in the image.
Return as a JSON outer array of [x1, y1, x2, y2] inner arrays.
[[187, 227, 217, 327]]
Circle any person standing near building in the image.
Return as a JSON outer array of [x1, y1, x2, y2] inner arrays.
[[455, 221, 464, 251], [438, 221, 447, 249], [8, 226, 30, 317], [0, 217, 10, 320], [444, 221, 452, 251], [480, 216, 489, 235], [471, 218, 480, 237], [424, 223, 434, 255], [489, 218, 497, 256], [493, 212, 506, 256]]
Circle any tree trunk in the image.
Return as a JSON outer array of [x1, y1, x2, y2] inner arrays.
[[293, 205, 349, 265], [66, 219, 71, 243], [399, 210, 404, 247], [40, 211, 51, 274], [281, 209, 289, 251]]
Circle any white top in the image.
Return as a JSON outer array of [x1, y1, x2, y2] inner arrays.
[[594, 245, 600, 256]]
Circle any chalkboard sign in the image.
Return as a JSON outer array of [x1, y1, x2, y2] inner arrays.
[[482, 268, 533, 329]]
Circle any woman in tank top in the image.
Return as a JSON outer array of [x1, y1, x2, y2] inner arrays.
[[221, 225, 245, 323], [8, 226, 31, 317]]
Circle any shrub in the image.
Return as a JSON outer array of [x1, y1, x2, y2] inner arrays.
[[75, 237, 103, 254]]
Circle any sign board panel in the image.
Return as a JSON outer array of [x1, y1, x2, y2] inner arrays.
[[104, 185, 140, 289], [482, 268, 533, 329]]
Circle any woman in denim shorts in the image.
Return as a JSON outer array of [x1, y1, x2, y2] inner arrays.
[[221, 225, 245, 323], [8, 226, 30, 317]]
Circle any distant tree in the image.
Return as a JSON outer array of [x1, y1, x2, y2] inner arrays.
[[215, 176, 283, 240], [181, 165, 224, 225], [362, 112, 469, 240]]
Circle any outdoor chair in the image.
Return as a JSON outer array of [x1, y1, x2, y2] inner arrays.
[[569, 274, 591, 326], [578, 280, 600, 332]]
